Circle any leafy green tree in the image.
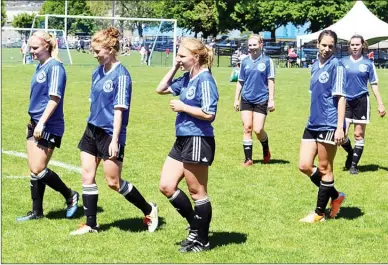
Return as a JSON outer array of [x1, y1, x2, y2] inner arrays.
[[1, 0, 7, 26], [301, 0, 353, 33], [39, 0, 96, 34], [11, 13, 40, 38], [158, 0, 219, 38], [364, 0, 388, 23]]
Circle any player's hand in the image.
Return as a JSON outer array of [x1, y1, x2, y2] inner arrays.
[[334, 129, 344, 146], [33, 122, 45, 140], [268, 99, 275, 112], [378, 104, 386, 117], [170, 99, 186, 112], [108, 139, 119, 159], [234, 100, 240, 111]]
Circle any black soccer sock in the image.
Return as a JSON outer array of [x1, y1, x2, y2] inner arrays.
[[30, 173, 46, 215], [315, 180, 333, 216], [38, 168, 72, 199], [243, 139, 253, 161], [341, 137, 353, 154], [119, 180, 152, 216], [352, 139, 364, 167], [193, 197, 212, 244], [83, 184, 98, 228], [168, 189, 195, 226], [259, 132, 269, 154], [310, 167, 321, 187]]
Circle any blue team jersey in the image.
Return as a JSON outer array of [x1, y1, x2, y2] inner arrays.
[[28, 58, 66, 136], [169, 69, 219, 136], [307, 56, 346, 131], [87, 63, 131, 145], [238, 54, 275, 104], [340, 56, 378, 100]]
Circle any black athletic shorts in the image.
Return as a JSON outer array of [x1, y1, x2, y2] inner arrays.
[[26, 119, 62, 149], [168, 136, 216, 166], [240, 98, 268, 115], [345, 94, 370, 124], [302, 128, 336, 145], [78, 123, 125, 162]]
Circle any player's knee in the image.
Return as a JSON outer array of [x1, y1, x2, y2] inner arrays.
[[253, 127, 264, 135], [107, 180, 120, 191], [243, 125, 252, 134], [30, 166, 46, 176], [159, 183, 175, 197], [354, 134, 364, 142], [298, 162, 312, 175]]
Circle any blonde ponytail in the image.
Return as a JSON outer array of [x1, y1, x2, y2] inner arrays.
[[180, 37, 214, 72], [32, 31, 62, 62]]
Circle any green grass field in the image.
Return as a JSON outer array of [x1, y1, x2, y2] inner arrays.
[[2, 49, 388, 263]]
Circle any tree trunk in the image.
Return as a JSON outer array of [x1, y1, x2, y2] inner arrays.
[[271, 28, 276, 42], [137, 23, 143, 38]]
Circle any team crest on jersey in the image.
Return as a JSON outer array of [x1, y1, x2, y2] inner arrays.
[[186, 86, 196, 100], [318, 71, 330, 83], [103, 80, 114, 92], [257, 63, 266, 72], [359, 64, 367, 72], [36, 71, 46, 83]]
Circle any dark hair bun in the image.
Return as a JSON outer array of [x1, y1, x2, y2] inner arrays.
[[105, 27, 120, 39]]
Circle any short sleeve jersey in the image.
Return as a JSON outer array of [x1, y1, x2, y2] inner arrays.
[[169, 69, 219, 137], [87, 63, 132, 145], [28, 58, 66, 136], [238, 54, 275, 104], [340, 56, 378, 100], [307, 56, 346, 131]]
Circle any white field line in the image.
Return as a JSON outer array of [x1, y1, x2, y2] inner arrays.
[[1, 149, 81, 174]]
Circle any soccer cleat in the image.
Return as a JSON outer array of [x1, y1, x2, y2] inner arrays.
[[299, 212, 325, 223], [180, 229, 198, 247], [143, 202, 158, 232], [263, 150, 271, 164], [66, 190, 80, 218], [242, 159, 253, 167], [349, 165, 359, 175], [330, 192, 346, 218], [180, 240, 210, 253], [16, 211, 43, 222], [70, 223, 100, 235], [345, 151, 353, 170]]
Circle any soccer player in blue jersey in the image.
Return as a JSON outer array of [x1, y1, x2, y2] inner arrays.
[[298, 30, 346, 223], [70, 27, 158, 235], [234, 34, 275, 167], [156, 38, 218, 252], [16, 31, 80, 222], [340, 35, 386, 174]]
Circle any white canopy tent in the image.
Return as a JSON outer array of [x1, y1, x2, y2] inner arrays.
[[297, 1, 388, 47]]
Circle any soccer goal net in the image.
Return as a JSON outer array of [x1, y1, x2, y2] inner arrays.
[[31, 14, 178, 67], [2, 27, 72, 65]]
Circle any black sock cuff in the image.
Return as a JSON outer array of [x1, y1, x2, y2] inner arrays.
[[194, 196, 210, 206], [320, 180, 334, 186]]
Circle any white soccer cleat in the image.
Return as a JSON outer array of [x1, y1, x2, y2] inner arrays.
[[143, 202, 158, 233]]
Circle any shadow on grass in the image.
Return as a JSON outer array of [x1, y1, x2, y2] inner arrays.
[[209, 231, 247, 249], [253, 159, 290, 165], [45, 206, 103, 220], [358, 164, 388, 172], [99, 216, 166, 233], [335, 206, 364, 220]]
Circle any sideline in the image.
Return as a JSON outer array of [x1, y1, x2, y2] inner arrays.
[[2, 149, 81, 174]]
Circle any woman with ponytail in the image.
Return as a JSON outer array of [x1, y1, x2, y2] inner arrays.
[[70, 27, 158, 235], [234, 34, 276, 167], [17, 31, 80, 222], [156, 37, 219, 252]]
